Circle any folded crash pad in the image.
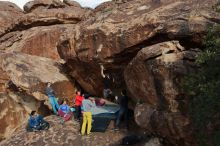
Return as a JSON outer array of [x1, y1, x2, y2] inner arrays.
[[91, 104, 120, 116]]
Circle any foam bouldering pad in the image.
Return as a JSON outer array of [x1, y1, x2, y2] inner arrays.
[[91, 104, 120, 115], [91, 117, 111, 132]]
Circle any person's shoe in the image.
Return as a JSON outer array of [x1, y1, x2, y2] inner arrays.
[[61, 119, 64, 125], [114, 128, 119, 131], [33, 129, 39, 132]]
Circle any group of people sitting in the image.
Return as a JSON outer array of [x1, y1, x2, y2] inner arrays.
[[27, 81, 129, 136]]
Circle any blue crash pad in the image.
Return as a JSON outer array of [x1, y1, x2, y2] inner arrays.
[[91, 104, 120, 119]]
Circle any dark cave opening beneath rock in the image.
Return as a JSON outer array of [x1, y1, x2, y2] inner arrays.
[[6, 80, 51, 116]]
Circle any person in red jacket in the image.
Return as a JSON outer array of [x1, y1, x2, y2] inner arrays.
[[74, 90, 83, 121]]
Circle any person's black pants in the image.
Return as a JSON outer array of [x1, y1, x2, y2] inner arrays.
[[75, 106, 81, 120], [116, 108, 129, 129]]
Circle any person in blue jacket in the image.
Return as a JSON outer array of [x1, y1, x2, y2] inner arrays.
[[46, 82, 59, 114], [58, 100, 72, 123], [28, 111, 49, 131]]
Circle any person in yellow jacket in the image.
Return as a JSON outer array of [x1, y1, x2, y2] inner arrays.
[[81, 94, 96, 135]]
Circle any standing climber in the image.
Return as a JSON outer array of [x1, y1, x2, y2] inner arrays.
[[45, 82, 59, 114], [115, 89, 129, 130], [74, 90, 84, 121], [81, 94, 96, 136]]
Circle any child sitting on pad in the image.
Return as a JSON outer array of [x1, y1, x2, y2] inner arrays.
[[58, 99, 72, 124]]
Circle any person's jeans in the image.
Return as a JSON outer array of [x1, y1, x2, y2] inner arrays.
[[116, 108, 129, 129], [49, 97, 59, 114], [81, 112, 92, 135]]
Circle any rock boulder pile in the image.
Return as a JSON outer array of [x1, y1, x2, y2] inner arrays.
[[0, 0, 219, 145]]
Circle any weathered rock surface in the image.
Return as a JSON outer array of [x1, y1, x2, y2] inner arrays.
[[0, 2, 23, 36], [65, 59, 104, 96], [57, 0, 220, 98], [124, 41, 197, 108], [0, 0, 85, 140], [0, 0, 219, 145], [23, 0, 65, 13], [20, 6, 89, 25], [63, 0, 81, 7], [0, 94, 27, 141], [1, 52, 75, 99], [125, 41, 198, 145], [67, 0, 219, 64], [0, 69, 9, 93], [0, 0, 90, 38], [0, 115, 128, 146], [0, 25, 74, 60], [0, 52, 76, 140], [0, 90, 52, 141], [135, 104, 194, 146]]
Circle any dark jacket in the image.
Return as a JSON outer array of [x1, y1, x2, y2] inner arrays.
[[28, 115, 45, 128], [104, 77, 111, 89], [118, 95, 128, 109]]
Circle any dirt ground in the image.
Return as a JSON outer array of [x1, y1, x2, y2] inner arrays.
[[0, 115, 148, 146]]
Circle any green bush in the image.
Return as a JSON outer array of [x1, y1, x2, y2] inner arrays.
[[183, 25, 220, 146]]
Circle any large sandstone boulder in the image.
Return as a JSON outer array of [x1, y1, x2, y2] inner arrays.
[[135, 104, 194, 146], [65, 59, 104, 96], [1, 52, 75, 100], [0, 2, 23, 36], [23, 0, 65, 13], [57, 29, 105, 96], [63, 0, 219, 63], [125, 41, 198, 145], [0, 0, 219, 145], [1, 0, 91, 38], [63, 0, 82, 7], [0, 91, 51, 141], [0, 94, 27, 141], [57, 0, 219, 97], [124, 41, 197, 109], [0, 25, 74, 60], [0, 52, 76, 140]]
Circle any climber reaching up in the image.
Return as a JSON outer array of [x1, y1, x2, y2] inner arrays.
[[103, 74, 113, 99], [101, 65, 113, 99], [45, 82, 59, 115]]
